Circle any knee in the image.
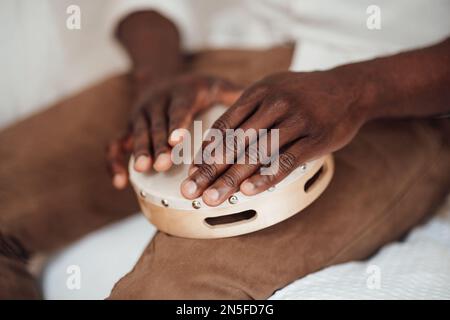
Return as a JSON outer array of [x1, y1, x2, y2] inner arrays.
[[108, 233, 253, 299]]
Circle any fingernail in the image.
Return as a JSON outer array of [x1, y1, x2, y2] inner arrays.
[[188, 166, 198, 176], [204, 188, 219, 202], [113, 174, 127, 189], [181, 180, 197, 197], [169, 129, 184, 144], [240, 181, 255, 195], [154, 153, 172, 171], [134, 156, 151, 171]]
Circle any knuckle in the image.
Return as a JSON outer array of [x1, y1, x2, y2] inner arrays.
[[212, 117, 231, 134], [198, 164, 217, 181], [224, 134, 240, 157], [267, 94, 291, 111], [252, 84, 270, 96], [154, 145, 168, 155], [278, 152, 297, 174], [133, 144, 147, 154], [239, 84, 268, 101], [247, 147, 259, 164], [133, 135, 148, 148], [220, 171, 239, 188], [254, 141, 268, 162]]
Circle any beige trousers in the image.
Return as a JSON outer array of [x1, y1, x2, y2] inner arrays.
[[0, 45, 449, 299]]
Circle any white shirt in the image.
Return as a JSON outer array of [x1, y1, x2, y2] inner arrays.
[[1, 0, 449, 129]]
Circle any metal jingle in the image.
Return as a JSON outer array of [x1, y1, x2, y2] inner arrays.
[[192, 200, 201, 209], [228, 195, 238, 204]]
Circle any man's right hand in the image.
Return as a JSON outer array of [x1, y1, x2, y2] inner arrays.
[[107, 74, 242, 189]]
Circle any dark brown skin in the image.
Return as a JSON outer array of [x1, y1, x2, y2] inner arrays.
[[128, 74, 242, 170], [107, 11, 242, 189], [107, 11, 180, 189], [181, 38, 450, 206], [107, 11, 450, 206]]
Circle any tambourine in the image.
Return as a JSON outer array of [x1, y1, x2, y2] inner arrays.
[[129, 105, 334, 239]]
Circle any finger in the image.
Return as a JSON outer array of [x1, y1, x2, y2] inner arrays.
[[200, 114, 308, 206], [132, 111, 152, 172], [226, 95, 310, 170], [182, 104, 276, 199], [168, 79, 244, 147], [167, 90, 196, 146], [188, 90, 265, 175], [149, 97, 172, 172], [188, 93, 292, 176], [211, 89, 265, 132], [106, 135, 132, 189], [202, 157, 260, 207], [240, 137, 319, 196]]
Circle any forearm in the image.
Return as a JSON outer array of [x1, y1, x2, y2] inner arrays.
[[116, 10, 182, 83], [337, 37, 450, 120]]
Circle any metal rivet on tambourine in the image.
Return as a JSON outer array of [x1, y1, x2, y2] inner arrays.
[[268, 186, 276, 192], [161, 199, 169, 207], [228, 195, 238, 205], [300, 164, 307, 172], [192, 200, 201, 209], [139, 190, 147, 198]]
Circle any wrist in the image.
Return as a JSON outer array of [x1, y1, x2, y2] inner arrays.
[[331, 62, 382, 123], [131, 68, 171, 101], [132, 64, 177, 84], [117, 10, 182, 91]]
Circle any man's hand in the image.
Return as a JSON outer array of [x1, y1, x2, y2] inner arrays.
[[105, 10, 182, 189], [181, 37, 450, 206], [180, 70, 369, 205], [107, 74, 242, 189]]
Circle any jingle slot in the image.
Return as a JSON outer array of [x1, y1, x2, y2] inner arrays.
[[204, 210, 257, 226], [304, 165, 325, 192]]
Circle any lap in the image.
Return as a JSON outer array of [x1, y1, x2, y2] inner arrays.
[[109, 118, 450, 299], [0, 46, 295, 255], [0, 45, 295, 298]]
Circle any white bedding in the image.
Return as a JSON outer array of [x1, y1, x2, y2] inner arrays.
[[43, 193, 450, 300], [270, 194, 450, 300]]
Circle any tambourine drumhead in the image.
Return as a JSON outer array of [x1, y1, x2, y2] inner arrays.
[[129, 105, 334, 239]]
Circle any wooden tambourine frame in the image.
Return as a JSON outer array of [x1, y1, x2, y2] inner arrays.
[[129, 106, 334, 239], [130, 155, 333, 239]]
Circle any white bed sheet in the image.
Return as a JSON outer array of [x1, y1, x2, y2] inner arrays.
[[270, 194, 450, 300], [42, 193, 450, 300]]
